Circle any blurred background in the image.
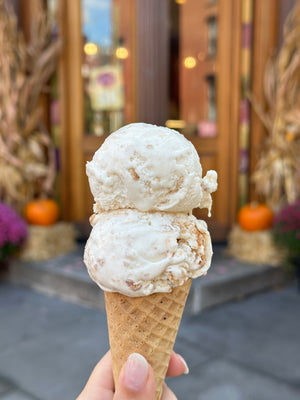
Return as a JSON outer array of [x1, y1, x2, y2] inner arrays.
[[0, 0, 299, 399], [1, 0, 299, 238]]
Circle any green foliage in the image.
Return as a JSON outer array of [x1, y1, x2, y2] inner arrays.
[[273, 200, 300, 262]]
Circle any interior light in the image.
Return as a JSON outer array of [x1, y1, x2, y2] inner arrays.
[[184, 56, 197, 69], [84, 42, 98, 56], [166, 120, 187, 129], [175, 0, 186, 4], [115, 46, 129, 59]]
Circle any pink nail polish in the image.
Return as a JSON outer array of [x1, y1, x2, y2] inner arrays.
[[177, 354, 189, 374], [124, 353, 149, 391]]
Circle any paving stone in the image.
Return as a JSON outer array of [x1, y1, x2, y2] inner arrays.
[[173, 336, 215, 369], [0, 285, 109, 400], [0, 284, 97, 352], [177, 286, 300, 384], [0, 321, 109, 400], [0, 283, 299, 400], [0, 390, 38, 400], [0, 377, 13, 395], [167, 358, 300, 400]]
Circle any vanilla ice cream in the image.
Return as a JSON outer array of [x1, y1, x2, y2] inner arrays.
[[86, 123, 217, 215], [84, 209, 212, 296], [84, 122, 218, 297]]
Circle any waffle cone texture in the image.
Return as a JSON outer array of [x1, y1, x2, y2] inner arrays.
[[105, 279, 192, 400]]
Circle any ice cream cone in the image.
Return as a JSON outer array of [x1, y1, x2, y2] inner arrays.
[[105, 278, 192, 400], [84, 124, 217, 399]]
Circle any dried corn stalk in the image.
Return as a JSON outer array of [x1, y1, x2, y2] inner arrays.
[[0, 0, 61, 211], [250, 1, 300, 211]]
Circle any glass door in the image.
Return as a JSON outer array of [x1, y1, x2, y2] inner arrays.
[[54, 0, 278, 239], [81, 0, 133, 137]]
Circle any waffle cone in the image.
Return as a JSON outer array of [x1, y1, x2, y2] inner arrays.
[[104, 279, 191, 400]]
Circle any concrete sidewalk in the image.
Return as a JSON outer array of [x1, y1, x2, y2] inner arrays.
[[0, 283, 299, 400]]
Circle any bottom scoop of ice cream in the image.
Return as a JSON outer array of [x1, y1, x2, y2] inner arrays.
[[84, 209, 212, 297]]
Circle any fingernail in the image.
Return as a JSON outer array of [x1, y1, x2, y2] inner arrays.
[[124, 353, 149, 391], [177, 354, 189, 374]]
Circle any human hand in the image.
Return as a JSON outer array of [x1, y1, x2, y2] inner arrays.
[[77, 350, 189, 400]]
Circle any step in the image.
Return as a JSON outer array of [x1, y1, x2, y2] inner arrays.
[[6, 243, 289, 314]]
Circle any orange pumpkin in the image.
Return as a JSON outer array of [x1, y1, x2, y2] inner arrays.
[[238, 203, 273, 231], [24, 199, 59, 226]]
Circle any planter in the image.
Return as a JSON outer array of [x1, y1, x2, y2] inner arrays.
[[293, 257, 300, 291], [0, 259, 9, 279]]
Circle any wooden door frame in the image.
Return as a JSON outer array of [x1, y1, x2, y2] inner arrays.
[[214, 0, 242, 235], [58, 0, 85, 221]]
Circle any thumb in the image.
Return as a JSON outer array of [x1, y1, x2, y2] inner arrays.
[[114, 353, 156, 400]]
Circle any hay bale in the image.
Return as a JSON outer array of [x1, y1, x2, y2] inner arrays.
[[20, 222, 76, 261], [227, 225, 284, 266]]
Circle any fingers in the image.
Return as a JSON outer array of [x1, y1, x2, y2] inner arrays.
[[167, 351, 189, 377], [77, 350, 188, 400], [162, 352, 188, 400], [77, 350, 114, 400], [114, 353, 156, 400], [161, 383, 178, 400]]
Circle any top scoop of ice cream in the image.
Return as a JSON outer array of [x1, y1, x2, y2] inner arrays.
[[86, 123, 217, 214]]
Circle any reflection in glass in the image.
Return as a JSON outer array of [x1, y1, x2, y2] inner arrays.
[[206, 74, 216, 121], [82, 0, 125, 136], [207, 16, 217, 57]]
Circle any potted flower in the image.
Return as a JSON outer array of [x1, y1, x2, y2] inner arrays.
[[0, 202, 27, 266], [272, 200, 300, 287]]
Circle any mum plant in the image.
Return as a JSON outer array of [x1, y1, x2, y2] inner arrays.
[[0, 202, 27, 261], [273, 200, 300, 266]]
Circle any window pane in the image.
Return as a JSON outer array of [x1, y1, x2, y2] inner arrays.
[[82, 0, 128, 136]]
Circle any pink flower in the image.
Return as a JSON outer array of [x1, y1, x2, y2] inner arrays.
[[0, 202, 27, 251]]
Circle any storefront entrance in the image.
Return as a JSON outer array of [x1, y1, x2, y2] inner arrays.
[[55, 0, 278, 240]]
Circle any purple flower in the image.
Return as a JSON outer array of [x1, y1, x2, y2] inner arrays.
[[0, 202, 27, 259]]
